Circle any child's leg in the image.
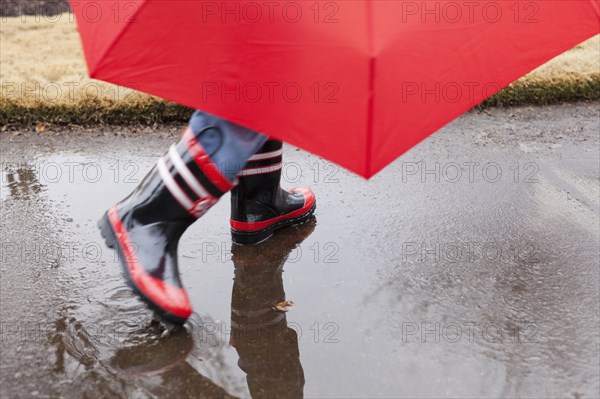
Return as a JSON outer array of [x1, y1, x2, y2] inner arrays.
[[98, 111, 266, 325], [188, 110, 267, 180]]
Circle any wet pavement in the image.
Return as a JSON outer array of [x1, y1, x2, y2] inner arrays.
[[1, 102, 599, 398]]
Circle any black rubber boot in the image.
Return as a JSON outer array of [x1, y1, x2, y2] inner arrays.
[[230, 140, 316, 245], [230, 219, 315, 398], [98, 124, 236, 325]]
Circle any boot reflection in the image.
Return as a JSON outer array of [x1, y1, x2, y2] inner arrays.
[[110, 321, 235, 398], [230, 218, 316, 399]]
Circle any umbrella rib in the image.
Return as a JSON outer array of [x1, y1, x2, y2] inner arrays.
[[365, 0, 375, 178], [90, 0, 150, 77], [589, 0, 600, 18]]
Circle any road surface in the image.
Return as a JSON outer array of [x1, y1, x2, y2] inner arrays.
[[1, 102, 599, 398]]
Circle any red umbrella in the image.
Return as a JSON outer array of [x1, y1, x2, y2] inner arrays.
[[71, 0, 599, 178]]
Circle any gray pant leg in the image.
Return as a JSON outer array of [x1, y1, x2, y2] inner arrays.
[[189, 110, 268, 181]]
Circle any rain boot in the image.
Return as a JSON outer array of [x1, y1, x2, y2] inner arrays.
[[98, 111, 267, 325], [230, 140, 316, 245]]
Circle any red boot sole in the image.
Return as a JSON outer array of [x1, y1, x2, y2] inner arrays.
[[231, 202, 316, 245]]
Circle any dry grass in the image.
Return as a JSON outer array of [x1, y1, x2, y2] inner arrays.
[[0, 13, 190, 126], [1, 13, 598, 126], [485, 35, 600, 106]]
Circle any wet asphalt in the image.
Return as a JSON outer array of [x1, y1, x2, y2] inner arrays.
[[1, 102, 599, 398]]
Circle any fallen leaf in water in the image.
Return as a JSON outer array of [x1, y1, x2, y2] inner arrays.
[[35, 123, 45, 133], [273, 300, 295, 312]]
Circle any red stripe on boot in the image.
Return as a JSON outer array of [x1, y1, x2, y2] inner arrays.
[[182, 127, 234, 193]]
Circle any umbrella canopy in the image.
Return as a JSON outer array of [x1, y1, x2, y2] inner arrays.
[[71, 0, 599, 178]]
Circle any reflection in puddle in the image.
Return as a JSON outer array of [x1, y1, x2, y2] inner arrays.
[[48, 218, 316, 398], [2, 162, 44, 202], [230, 219, 315, 399], [110, 321, 236, 398]]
